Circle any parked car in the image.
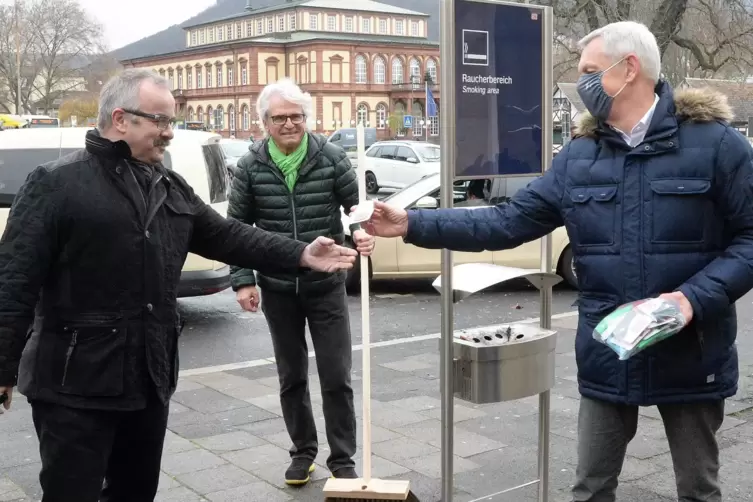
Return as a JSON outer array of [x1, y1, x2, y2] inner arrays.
[[340, 173, 576, 292], [0, 127, 233, 298], [361, 140, 440, 194], [220, 137, 252, 179], [328, 127, 377, 169]]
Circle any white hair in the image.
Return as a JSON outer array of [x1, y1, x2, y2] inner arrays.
[[256, 77, 314, 133], [578, 21, 662, 83], [97, 68, 170, 131]]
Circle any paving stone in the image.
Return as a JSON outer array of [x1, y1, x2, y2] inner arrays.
[[161, 449, 226, 476], [1, 463, 41, 500], [154, 486, 206, 502], [371, 437, 440, 462], [396, 451, 479, 479], [205, 482, 292, 502], [0, 408, 34, 434], [177, 464, 260, 495], [169, 402, 191, 415], [420, 403, 487, 422], [175, 378, 206, 393], [0, 477, 25, 502], [237, 417, 288, 437], [208, 405, 278, 426], [370, 403, 430, 428], [194, 431, 267, 453], [157, 472, 182, 492], [380, 357, 433, 372], [163, 430, 198, 454], [253, 376, 281, 389], [189, 372, 279, 401], [246, 459, 331, 488], [350, 453, 413, 479], [168, 411, 238, 440], [244, 394, 283, 416], [385, 395, 442, 412], [384, 470, 475, 502], [625, 417, 671, 460], [0, 432, 38, 470], [355, 424, 403, 446], [171, 388, 251, 414], [222, 443, 291, 473]]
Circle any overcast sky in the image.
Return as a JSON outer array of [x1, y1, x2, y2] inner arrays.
[[81, 0, 217, 50]]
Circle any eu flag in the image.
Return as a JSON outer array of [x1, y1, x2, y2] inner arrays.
[[426, 85, 438, 117]]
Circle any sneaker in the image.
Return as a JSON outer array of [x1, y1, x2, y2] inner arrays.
[[285, 458, 315, 485], [331, 467, 359, 479]]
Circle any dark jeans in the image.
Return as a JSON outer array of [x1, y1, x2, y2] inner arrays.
[[572, 396, 724, 502], [261, 283, 356, 472], [31, 392, 169, 502]]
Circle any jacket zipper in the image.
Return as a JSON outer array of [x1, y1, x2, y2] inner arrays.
[[61, 330, 78, 386], [290, 189, 299, 295]]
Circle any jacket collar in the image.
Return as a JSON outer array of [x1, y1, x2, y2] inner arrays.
[[85, 128, 172, 181], [573, 81, 734, 149]]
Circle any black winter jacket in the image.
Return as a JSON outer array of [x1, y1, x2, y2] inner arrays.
[[227, 133, 359, 294], [0, 130, 308, 411]]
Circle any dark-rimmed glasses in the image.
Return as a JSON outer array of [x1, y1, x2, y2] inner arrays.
[[269, 114, 306, 126], [122, 109, 176, 131]]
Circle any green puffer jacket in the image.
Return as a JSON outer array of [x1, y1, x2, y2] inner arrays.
[[227, 132, 360, 294]]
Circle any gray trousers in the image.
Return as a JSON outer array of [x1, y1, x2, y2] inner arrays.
[[261, 283, 357, 472], [572, 396, 724, 502]]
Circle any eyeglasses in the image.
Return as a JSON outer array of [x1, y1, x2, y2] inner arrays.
[[122, 109, 176, 131], [269, 114, 306, 126]]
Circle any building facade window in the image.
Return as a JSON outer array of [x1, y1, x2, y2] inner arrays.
[[345, 16, 353, 32], [206, 106, 212, 125], [409, 57, 421, 88], [177, 71, 183, 89], [237, 23, 242, 38], [267, 18, 273, 32], [227, 66, 234, 86], [199, 30, 205, 43], [206, 68, 212, 87], [215, 106, 224, 129], [392, 58, 403, 84], [309, 14, 318, 30], [361, 18, 370, 33], [426, 58, 437, 82], [228, 105, 236, 131], [357, 103, 368, 126], [197, 107, 203, 123], [187, 70, 192, 89], [379, 19, 387, 34], [188, 107, 194, 121], [196, 69, 203, 88], [191, 31, 197, 45], [278, 15, 284, 31], [168, 70, 174, 89], [429, 115, 439, 136], [411, 21, 418, 36], [375, 103, 387, 129], [256, 19, 263, 34], [395, 20, 404, 35], [289, 13, 296, 30], [241, 64, 248, 85], [327, 15, 336, 31], [217, 66, 223, 87], [412, 103, 423, 136], [242, 105, 249, 130], [246, 20, 252, 36], [217, 26, 223, 41], [226, 25, 232, 39], [373, 56, 385, 84], [355, 55, 367, 84]]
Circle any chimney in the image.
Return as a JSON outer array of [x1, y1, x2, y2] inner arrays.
[[245, 0, 253, 10]]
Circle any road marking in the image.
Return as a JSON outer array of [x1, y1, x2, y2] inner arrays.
[[180, 309, 579, 377]]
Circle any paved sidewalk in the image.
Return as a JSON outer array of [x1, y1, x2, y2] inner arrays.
[[4, 315, 753, 501]]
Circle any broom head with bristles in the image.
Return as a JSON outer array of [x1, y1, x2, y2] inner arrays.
[[323, 477, 415, 501]]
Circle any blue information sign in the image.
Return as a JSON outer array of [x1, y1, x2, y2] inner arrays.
[[403, 115, 413, 128], [455, 0, 545, 179]]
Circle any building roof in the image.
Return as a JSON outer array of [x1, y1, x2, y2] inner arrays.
[[555, 82, 585, 112], [186, 0, 428, 28], [112, 0, 440, 62], [680, 77, 752, 122]]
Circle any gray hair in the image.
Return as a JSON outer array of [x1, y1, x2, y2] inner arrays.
[[578, 21, 662, 83], [256, 77, 314, 132], [97, 68, 170, 131]]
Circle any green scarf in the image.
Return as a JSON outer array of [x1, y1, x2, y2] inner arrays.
[[268, 133, 308, 192]]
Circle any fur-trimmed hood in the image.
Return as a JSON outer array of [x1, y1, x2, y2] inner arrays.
[[574, 86, 734, 139]]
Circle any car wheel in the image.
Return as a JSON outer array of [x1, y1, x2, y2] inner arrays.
[[365, 171, 379, 195], [557, 246, 578, 289], [344, 240, 372, 294]]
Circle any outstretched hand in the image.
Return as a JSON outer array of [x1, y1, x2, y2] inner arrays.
[[300, 236, 357, 272], [356, 201, 409, 238]]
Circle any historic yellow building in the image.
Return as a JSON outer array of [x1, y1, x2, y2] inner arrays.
[[119, 0, 440, 140]]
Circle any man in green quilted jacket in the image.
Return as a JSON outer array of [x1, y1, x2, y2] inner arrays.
[[227, 77, 374, 485]]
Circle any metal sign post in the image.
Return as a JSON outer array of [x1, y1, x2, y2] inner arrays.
[[438, 1, 553, 501]]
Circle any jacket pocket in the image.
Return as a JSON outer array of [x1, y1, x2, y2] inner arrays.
[[569, 186, 618, 246], [52, 323, 127, 397], [649, 178, 710, 243]]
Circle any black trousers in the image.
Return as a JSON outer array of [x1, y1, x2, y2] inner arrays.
[[31, 392, 169, 502], [261, 283, 356, 472]]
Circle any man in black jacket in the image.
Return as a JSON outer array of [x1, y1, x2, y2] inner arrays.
[[0, 68, 357, 502], [228, 77, 374, 484]]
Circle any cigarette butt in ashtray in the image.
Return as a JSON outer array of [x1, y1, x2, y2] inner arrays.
[[349, 200, 375, 224]]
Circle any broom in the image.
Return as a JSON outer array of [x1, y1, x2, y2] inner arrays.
[[322, 125, 414, 502]]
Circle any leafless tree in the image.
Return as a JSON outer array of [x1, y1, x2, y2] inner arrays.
[[547, 0, 753, 85], [0, 0, 105, 114]]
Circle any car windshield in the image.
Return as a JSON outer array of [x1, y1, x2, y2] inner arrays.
[[415, 144, 440, 161], [221, 141, 250, 158]]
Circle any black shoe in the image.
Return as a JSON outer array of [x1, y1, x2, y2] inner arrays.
[[331, 467, 359, 479], [285, 458, 315, 485]]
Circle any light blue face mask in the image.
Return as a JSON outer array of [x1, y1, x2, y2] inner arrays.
[[576, 58, 628, 121]]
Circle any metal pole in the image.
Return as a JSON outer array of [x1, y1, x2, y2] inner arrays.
[[439, 0, 456, 500], [538, 6, 554, 502]]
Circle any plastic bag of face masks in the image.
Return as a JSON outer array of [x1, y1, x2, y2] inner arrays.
[[592, 297, 689, 360]]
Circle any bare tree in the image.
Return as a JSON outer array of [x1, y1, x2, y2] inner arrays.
[[0, 0, 105, 114], [547, 0, 753, 84]]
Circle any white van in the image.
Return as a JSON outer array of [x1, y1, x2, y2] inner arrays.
[[0, 127, 232, 298]]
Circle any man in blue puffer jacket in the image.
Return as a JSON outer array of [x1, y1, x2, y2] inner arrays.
[[361, 21, 753, 502]]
